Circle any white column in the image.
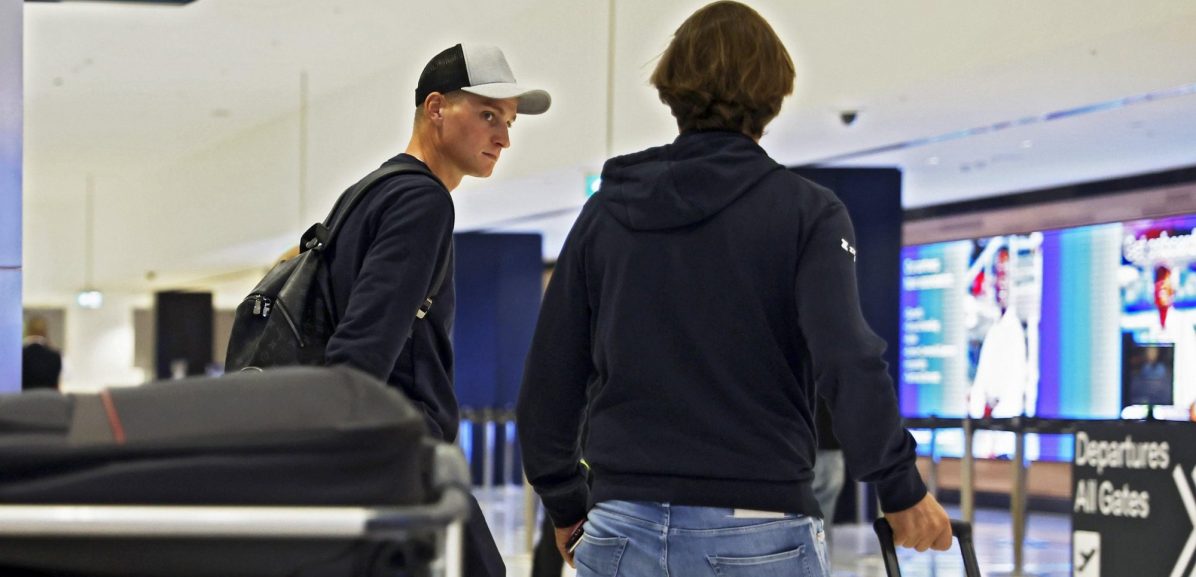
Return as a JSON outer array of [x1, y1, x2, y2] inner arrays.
[[0, 0, 23, 393]]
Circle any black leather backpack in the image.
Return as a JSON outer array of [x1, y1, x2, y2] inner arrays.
[[224, 163, 449, 372]]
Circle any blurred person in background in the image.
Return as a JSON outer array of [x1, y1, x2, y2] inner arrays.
[[22, 315, 62, 391]]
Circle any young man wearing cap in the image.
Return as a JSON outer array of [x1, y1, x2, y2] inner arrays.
[[322, 44, 550, 576]]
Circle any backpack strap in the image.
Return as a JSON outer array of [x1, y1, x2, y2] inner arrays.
[[416, 238, 451, 319], [303, 162, 444, 252], [302, 161, 453, 322]]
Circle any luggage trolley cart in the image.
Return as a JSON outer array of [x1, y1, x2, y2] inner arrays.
[[0, 444, 471, 577]]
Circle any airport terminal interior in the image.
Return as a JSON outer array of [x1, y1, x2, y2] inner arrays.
[[4, 1, 1196, 576]]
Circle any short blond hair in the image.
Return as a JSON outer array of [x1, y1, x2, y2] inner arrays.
[[414, 90, 468, 124], [651, 1, 795, 139]]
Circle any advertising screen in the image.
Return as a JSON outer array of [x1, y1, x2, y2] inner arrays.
[[900, 215, 1196, 460]]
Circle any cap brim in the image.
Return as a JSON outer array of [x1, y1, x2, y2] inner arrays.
[[461, 83, 551, 115]]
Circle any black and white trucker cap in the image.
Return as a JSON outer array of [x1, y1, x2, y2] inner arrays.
[[415, 44, 551, 115]]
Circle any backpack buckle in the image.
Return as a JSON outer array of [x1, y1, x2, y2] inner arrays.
[[416, 297, 434, 319], [301, 223, 330, 252]]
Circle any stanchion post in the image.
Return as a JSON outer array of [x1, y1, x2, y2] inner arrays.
[[928, 420, 939, 498], [961, 416, 975, 525], [502, 411, 516, 486], [524, 473, 537, 555], [856, 481, 872, 526], [458, 409, 476, 486], [1012, 420, 1028, 576], [482, 409, 496, 493]]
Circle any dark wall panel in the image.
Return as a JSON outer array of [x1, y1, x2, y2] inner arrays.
[[791, 166, 902, 523], [453, 233, 543, 409], [154, 291, 213, 380], [791, 167, 902, 387]]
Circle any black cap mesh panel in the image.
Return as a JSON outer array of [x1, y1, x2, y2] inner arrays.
[[415, 44, 471, 107]]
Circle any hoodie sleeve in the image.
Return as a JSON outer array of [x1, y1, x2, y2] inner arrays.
[[516, 210, 594, 528], [796, 200, 926, 513], [325, 183, 453, 385]]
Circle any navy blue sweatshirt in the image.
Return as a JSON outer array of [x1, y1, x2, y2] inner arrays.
[[324, 154, 459, 442], [517, 131, 925, 527]]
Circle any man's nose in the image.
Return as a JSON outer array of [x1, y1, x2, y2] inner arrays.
[[495, 125, 510, 149]]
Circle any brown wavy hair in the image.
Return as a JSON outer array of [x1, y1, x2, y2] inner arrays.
[[651, 1, 795, 139]]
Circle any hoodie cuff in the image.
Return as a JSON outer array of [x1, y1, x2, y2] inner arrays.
[[876, 465, 928, 514], [541, 473, 591, 528]]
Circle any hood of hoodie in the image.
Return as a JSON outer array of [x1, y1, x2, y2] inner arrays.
[[598, 131, 783, 231]]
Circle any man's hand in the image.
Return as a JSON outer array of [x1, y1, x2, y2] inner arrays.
[[885, 493, 952, 552], [554, 519, 584, 568]]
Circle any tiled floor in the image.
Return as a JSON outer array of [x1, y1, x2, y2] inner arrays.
[[475, 486, 1072, 576]]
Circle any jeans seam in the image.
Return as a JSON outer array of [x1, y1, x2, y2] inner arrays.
[[593, 505, 664, 530], [661, 503, 671, 577], [669, 516, 814, 536], [809, 518, 828, 576]]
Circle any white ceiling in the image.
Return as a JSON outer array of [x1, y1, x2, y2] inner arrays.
[[19, 0, 1196, 306]]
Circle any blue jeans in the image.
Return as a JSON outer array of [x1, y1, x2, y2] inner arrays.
[[574, 500, 830, 577]]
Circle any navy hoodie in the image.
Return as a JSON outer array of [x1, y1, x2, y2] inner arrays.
[[324, 154, 459, 442], [517, 131, 925, 527]]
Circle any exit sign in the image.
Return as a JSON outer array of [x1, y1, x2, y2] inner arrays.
[[586, 174, 602, 197]]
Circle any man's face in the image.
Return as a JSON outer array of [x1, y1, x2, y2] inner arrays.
[[994, 248, 1010, 310], [439, 92, 518, 178], [1155, 271, 1175, 310]]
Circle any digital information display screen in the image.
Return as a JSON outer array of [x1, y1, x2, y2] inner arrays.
[[900, 215, 1196, 460]]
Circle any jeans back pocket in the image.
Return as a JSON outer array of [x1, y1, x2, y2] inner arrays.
[[707, 544, 814, 577], [575, 534, 630, 577]]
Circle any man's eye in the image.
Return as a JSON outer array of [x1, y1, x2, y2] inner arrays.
[[482, 111, 495, 122]]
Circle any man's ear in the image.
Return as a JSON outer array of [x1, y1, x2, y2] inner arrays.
[[423, 92, 447, 123]]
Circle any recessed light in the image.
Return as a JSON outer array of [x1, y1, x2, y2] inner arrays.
[[1021, 140, 1033, 149], [926, 156, 940, 166], [76, 290, 103, 310]]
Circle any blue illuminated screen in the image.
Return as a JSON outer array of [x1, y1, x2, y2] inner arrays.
[[900, 215, 1196, 460]]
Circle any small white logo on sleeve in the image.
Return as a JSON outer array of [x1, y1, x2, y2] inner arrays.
[[840, 239, 856, 261]]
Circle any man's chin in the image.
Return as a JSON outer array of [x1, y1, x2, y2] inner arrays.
[[472, 163, 497, 178]]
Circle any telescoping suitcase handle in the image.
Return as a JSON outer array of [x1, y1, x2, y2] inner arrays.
[[873, 518, 981, 577]]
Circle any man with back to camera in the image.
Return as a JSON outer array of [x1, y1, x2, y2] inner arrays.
[[321, 44, 550, 576], [517, 2, 949, 575]]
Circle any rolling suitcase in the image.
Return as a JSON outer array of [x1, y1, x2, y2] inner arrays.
[[0, 366, 469, 577], [873, 518, 982, 577]]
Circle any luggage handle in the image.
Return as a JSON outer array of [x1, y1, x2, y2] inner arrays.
[[873, 518, 981, 577]]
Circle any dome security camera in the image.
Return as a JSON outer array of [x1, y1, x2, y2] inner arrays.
[[839, 110, 859, 126]]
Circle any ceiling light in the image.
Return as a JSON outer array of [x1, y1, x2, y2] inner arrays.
[[1021, 140, 1034, 149], [76, 290, 103, 309]]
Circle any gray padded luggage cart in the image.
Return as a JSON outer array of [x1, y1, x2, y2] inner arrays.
[[0, 444, 469, 577]]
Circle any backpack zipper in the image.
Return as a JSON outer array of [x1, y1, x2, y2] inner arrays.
[[245, 295, 272, 318]]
